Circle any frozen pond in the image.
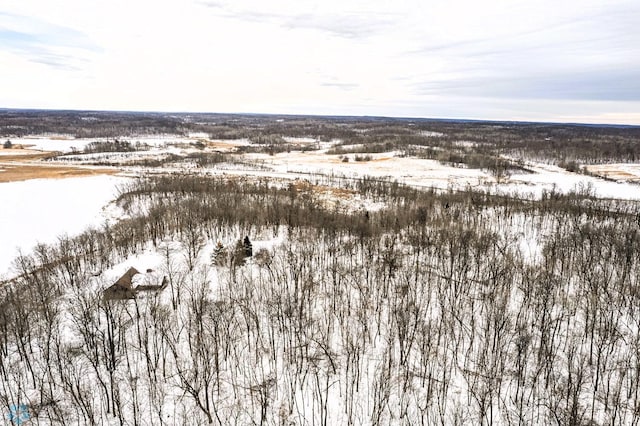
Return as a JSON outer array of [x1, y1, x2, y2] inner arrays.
[[0, 175, 127, 278]]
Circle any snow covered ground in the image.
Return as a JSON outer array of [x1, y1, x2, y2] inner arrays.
[[23, 134, 637, 202], [503, 161, 640, 200], [0, 175, 128, 278], [5, 136, 640, 424], [237, 151, 640, 200], [15, 136, 95, 152], [7, 135, 227, 154], [4, 140, 640, 278], [244, 151, 491, 187], [585, 163, 640, 183]]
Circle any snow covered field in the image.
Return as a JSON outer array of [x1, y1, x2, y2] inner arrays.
[[503, 161, 640, 200], [7, 135, 228, 153], [15, 136, 95, 152], [5, 134, 640, 424], [0, 175, 127, 278], [4, 136, 640, 278], [13, 132, 639, 202], [234, 150, 640, 200]]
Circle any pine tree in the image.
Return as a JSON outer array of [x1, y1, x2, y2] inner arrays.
[[211, 241, 227, 266], [243, 236, 253, 257]]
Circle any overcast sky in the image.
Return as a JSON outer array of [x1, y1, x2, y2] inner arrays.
[[1, 0, 639, 124]]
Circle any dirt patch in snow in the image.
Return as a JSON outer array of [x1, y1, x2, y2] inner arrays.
[[0, 163, 117, 183], [292, 180, 355, 199], [205, 139, 249, 152], [0, 148, 118, 183], [0, 149, 56, 161], [585, 164, 640, 182]]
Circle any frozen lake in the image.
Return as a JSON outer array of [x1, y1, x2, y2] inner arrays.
[[0, 175, 127, 278]]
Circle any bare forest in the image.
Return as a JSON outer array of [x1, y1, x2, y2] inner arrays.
[[2, 110, 640, 424]]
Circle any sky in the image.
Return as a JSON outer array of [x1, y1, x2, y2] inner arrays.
[[0, 0, 639, 124]]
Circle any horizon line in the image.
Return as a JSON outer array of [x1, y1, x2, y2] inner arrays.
[[1, 106, 639, 129]]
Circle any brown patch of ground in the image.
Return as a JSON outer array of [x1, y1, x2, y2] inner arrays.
[[0, 163, 118, 183], [325, 186, 355, 199], [292, 179, 355, 199], [208, 141, 236, 150], [0, 147, 119, 183], [0, 150, 59, 161], [291, 180, 315, 192], [605, 171, 638, 180], [2, 144, 36, 149], [205, 140, 246, 151], [586, 165, 640, 182]]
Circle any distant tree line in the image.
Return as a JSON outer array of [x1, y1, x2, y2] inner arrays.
[[3, 110, 640, 166]]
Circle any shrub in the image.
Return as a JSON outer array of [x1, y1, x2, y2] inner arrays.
[[558, 159, 581, 173]]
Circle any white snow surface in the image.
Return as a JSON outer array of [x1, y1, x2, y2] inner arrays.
[[0, 175, 128, 278], [235, 151, 640, 200], [16, 136, 95, 152], [4, 141, 640, 424], [11, 135, 211, 154], [282, 136, 318, 144], [502, 161, 640, 200], [3, 145, 640, 280]]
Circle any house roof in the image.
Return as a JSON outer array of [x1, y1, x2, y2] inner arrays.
[[114, 267, 140, 288], [104, 267, 167, 300], [103, 267, 140, 300]]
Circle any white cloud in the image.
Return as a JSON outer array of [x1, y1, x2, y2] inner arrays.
[[0, 0, 638, 124]]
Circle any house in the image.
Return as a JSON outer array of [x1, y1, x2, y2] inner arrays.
[[103, 267, 168, 301], [103, 267, 139, 300], [134, 269, 168, 292]]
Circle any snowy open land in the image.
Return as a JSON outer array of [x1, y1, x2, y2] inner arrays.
[[585, 163, 640, 183], [239, 150, 640, 200], [6, 128, 640, 201], [0, 175, 127, 279], [36, 141, 640, 201], [3, 114, 640, 425]]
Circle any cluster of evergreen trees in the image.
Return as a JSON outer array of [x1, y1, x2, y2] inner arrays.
[[210, 237, 252, 267]]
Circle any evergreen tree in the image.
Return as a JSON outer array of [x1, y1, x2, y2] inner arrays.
[[211, 241, 227, 266], [243, 236, 253, 257]]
